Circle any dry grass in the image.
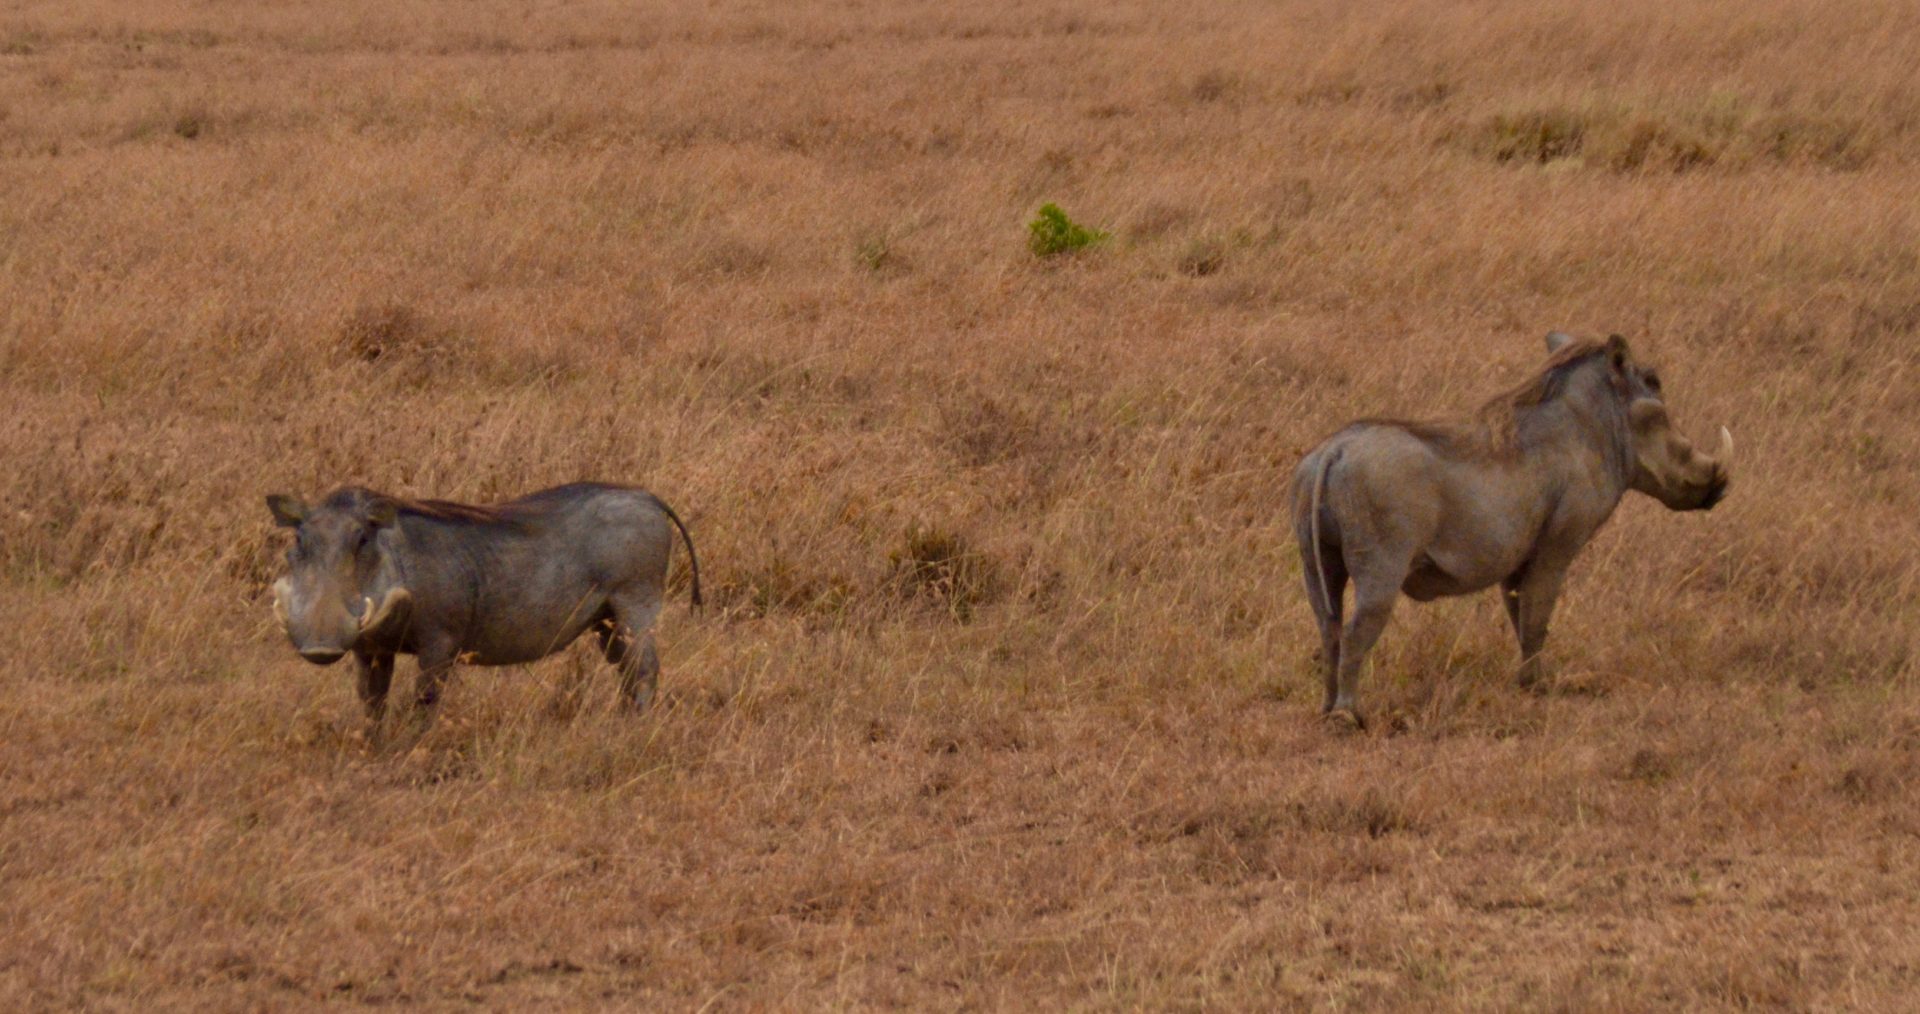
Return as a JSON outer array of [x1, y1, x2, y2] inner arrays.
[[3, 0, 1918, 1007]]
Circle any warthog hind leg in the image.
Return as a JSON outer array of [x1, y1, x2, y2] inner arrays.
[[1330, 564, 1403, 728], [1299, 539, 1348, 713], [600, 590, 664, 710], [410, 636, 458, 727]]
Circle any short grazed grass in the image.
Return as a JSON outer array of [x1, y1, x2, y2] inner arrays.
[[2, 0, 1918, 1007]]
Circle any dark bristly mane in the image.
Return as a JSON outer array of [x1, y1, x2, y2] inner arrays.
[[321, 484, 617, 529], [1347, 338, 1613, 455], [1473, 337, 1609, 450], [401, 498, 518, 526], [318, 487, 386, 515]]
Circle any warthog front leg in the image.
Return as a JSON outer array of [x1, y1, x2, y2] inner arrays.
[[353, 650, 394, 723], [1505, 562, 1569, 690]]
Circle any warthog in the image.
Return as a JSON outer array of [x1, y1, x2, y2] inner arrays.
[[1292, 333, 1731, 727], [266, 482, 701, 724]]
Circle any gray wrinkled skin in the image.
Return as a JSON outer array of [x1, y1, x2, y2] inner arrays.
[[1291, 333, 1731, 728], [266, 482, 701, 726]]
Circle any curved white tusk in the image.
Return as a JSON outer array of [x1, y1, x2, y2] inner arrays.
[[272, 579, 292, 632], [360, 596, 376, 628], [356, 587, 414, 642], [1717, 425, 1734, 462]]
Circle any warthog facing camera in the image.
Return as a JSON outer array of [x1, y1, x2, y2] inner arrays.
[[267, 482, 701, 724], [1293, 333, 1731, 727]]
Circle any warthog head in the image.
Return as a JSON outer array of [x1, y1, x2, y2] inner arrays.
[[1541, 331, 1732, 512], [1597, 334, 1731, 510], [266, 490, 412, 665]]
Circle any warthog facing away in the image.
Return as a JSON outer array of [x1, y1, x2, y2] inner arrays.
[[266, 482, 701, 724], [1292, 333, 1731, 727]]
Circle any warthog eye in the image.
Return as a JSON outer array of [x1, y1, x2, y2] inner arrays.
[[1644, 370, 1662, 394]]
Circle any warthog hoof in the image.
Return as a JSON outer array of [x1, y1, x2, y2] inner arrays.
[[1322, 708, 1367, 733], [620, 688, 655, 712]]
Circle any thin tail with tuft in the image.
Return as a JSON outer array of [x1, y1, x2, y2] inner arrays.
[[651, 495, 704, 609], [1308, 450, 1339, 622]]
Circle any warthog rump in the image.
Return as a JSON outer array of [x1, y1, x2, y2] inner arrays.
[[1291, 333, 1731, 728], [266, 482, 701, 726]]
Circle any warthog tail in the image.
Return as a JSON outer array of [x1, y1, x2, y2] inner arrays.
[[1308, 450, 1339, 623], [650, 495, 704, 609]]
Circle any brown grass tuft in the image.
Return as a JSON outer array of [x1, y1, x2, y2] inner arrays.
[[1176, 236, 1228, 278], [335, 300, 443, 364], [888, 523, 1002, 620], [1456, 96, 1879, 173]]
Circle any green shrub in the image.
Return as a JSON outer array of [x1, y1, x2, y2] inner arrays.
[[854, 231, 903, 274], [1027, 203, 1108, 258]]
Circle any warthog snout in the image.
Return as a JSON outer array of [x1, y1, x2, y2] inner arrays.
[[272, 577, 413, 666], [1680, 426, 1734, 510], [1694, 426, 1734, 510], [1630, 402, 1734, 512], [273, 577, 346, 662]]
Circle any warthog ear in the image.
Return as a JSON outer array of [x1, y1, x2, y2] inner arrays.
[[266, 494, 307, 527], [366, 499, 399, 528], [1545, 331, 1576, 354], [1606, 334, 1631, 375], [1627, 398, 1666, 430]]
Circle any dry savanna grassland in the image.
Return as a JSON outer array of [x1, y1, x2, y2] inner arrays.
[[2, 0, 1918, 1007]]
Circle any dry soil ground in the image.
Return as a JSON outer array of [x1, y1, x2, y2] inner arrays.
[[2, 0, 1918, 1008]]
